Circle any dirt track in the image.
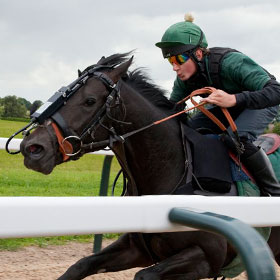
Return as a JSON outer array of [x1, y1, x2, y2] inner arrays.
[[0, 240, 279, 279]]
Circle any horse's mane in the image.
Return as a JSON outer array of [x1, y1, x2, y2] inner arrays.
[[96, 52, 178, 112], [124, 69, 176, 111]]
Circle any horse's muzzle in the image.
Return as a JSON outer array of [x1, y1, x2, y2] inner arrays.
[[20, 135, 58, 175]]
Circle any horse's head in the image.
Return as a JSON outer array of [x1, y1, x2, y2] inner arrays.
[[17, 54, 133, 174]]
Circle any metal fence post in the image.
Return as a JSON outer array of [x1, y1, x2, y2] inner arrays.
[[93, 155, 114, 253], [169, 208, 276, 280]]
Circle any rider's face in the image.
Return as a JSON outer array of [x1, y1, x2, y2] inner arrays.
[[170, 49, 202, 81], [171, 58, 197, 81]]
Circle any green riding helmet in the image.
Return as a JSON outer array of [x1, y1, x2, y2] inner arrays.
[[155, 14, 208, 58]]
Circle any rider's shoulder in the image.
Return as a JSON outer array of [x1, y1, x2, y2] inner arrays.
[[222, 51, 250, 65], [221, 51, 264, 74]]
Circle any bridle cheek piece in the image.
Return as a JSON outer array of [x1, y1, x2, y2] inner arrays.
[[51, 122, 74, 161]]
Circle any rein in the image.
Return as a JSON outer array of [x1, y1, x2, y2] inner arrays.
[[6, 66, 241, 164], [81, 87, 242, 155], [177, 87, 238, 136]]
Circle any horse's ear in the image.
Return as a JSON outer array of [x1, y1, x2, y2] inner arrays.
[[110, 56, 133, 83], [97, 56, 106, 64]]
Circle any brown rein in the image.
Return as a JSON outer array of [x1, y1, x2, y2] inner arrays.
[[52, 87, 239, 162], [156, 87, 237, 134]]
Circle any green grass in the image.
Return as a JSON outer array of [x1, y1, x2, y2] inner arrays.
[[0, 119, 29, 138], [0, 235, 95, 251], [0, 120, 122, 250], [0, 151, 121, 196]]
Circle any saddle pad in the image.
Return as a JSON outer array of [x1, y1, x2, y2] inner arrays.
[[254, 133, 280, 155], [230, 160, 250, 182]]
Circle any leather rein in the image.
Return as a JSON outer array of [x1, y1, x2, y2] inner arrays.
[[6, 64, 241, 164], [51, 81, 241, 162]]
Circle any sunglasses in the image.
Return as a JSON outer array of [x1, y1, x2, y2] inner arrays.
[[167, 53, 190, 65]]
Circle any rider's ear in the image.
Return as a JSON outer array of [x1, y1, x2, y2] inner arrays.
[[110, 56, 133, 83], [195, 49, 203, 61]]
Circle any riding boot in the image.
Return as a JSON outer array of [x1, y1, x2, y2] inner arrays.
[[242, 148, 280, 196]]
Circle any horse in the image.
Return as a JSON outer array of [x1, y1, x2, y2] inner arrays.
[[19, 53, 280, 280]]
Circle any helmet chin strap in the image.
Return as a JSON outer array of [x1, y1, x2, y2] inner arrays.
[[189, 50, 204, 73], [190, 39, 214, 87], [186, 49, 209, 87], [187, 29, 209, 79]]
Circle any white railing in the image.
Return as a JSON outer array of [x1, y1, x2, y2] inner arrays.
[[0, 195, 279, 238], [0, 137, 114, 156], [1, 136, 280, 238], [1, 138, 278, 279], [0, 138, 280, 238]]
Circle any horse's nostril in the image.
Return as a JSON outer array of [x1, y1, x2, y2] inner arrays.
[[28, 144, 43, 155]]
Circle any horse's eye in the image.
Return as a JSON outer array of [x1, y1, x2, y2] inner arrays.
[[85, 98, 96, 106]]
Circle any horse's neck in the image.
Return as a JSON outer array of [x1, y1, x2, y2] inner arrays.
[[112, 87, 186, 195]]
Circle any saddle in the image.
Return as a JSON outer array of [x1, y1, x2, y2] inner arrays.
[[254, 133, 280, 155]]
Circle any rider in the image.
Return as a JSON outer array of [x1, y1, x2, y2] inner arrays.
[[155, 13, 280, 196]]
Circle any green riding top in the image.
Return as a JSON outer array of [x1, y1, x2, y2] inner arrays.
[[156, 13, 280, 196]]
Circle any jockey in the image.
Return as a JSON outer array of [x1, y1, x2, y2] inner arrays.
[[155, 14, 280, 196]]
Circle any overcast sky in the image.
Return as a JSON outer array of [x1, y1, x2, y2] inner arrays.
[[0, 0, 279, 102]]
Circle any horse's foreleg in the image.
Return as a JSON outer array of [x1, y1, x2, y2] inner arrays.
[[268, 226, 280, 266], [134, 245, 217, 280], [57, 233, 154, 280]]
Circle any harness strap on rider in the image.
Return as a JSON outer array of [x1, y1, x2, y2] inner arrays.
[[208, 47, 239, 89], [208, 47, 276, 86]]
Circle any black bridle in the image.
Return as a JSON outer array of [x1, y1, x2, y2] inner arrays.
[[53, 70, 126, 158], [6, 61, 191, 160], [6, 64, 123, 155]]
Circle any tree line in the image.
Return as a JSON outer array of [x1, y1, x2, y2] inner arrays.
[[0, 95, 43, 119]]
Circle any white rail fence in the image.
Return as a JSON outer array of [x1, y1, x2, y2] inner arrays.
[[1, 137, 280, 238], [1, 136, 279, 279], [0, 195, 280, 238], [0, 137, 114, 156]]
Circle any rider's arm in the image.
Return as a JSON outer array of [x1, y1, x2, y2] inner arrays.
[[221, 52, 280, 109], [235, 79, 280, 109]]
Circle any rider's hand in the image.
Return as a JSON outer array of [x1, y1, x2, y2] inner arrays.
[[201, 89, 236, 108]]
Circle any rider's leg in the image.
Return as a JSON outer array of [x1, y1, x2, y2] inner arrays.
[[229, 106, 280, 196], [240, 138, 280, 196]]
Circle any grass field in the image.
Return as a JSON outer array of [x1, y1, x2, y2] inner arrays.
[[0, 119, 122, 250]]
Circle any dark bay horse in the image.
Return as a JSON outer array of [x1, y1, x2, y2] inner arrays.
[[20, 53, 280, 279]]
